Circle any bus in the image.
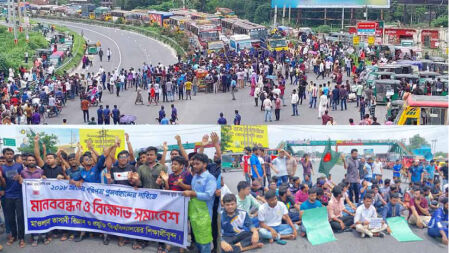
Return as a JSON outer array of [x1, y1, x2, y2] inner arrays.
[[229, 34, 255, 51], [221, 18, 267, 40], [111, 10, 127, 23], [394, 95, 448, 125], [185, 21, 220, 49]]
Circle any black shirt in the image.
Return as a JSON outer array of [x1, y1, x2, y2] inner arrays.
[[110, 164, 136, 186], [42, 164, 64, 179]]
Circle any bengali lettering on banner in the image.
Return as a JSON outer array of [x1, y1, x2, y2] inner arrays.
[[79, 129, 125, 155], [22, 179, 189, 248], [226, 125, 268, 152]]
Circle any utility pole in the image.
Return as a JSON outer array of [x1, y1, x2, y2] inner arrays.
[[274, 5, 278, 27], [282, 4, 286, 26], [341, 8, 344, 30], [12, 0, 18, 45], [288, 6, 291, 25]]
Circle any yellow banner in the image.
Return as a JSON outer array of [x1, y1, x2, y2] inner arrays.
[[368, 36, 375, 45], [353, 36, 360, 46], [227, 125, 268, 152], [79, 129, 125, 155]]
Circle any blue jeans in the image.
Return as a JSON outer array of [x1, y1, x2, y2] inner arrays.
[[343, 204, 355, 217], [277, 175, 289, 186], [259, 224, 294, 240], [341, 98, 347, 110], [356, 95, 361, 107], [332, 99, 338, 110], [245, 173, 251, 184], [196, 242, 211, 253], [265, 109, 272, 122], [309, 97, 317, 108], [292, 103, 298, 116]]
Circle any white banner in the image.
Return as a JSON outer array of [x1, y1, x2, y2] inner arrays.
[[22, 179, 189, 247]]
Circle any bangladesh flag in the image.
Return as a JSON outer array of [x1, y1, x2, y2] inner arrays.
[[318, 140, 340, 177]]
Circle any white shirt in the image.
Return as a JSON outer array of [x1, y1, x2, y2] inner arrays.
[[263, 98, 272, 110], [258, 201, 288, 227], [354, 204, 377, 223], [291, 93, 299, 104], [272, 156, 288, 176], [373, 161, 383, 175], [319, 94, 328, 107]]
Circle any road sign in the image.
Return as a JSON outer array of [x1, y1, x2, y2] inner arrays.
[[353, 36, 360, 46], [368, 36, 375, 45], [3, 138, 16, 146], [357, 22, 377, 35]]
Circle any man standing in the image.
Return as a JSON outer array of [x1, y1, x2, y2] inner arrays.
[[98, 48, 103, 62], [342, 149, 361, 205], [291, 89, 299, 116], [233, 110, 241, 125], [103, 105, 111, 125], [183, 154, 217, 252], [309, 84, 318, 109], [112, 105, 120, 125], [106, 48, 111, 62], [81, 98, 89, 123], [274, 95, 282, 121], [97, 105, 104, 125], [0, 148, 25, 248], [272, 150, 290, 186], [409, 160, 424, 184], [170, 104, 178, 124], [263, 95, 272, 122], [339, 85, 348, 111], [217, 113, 227, 125], [301, 154, 313, 181], [250, 147, 264, 182], [318, 92, 328, 119]]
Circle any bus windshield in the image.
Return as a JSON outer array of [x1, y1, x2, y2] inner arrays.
[[200, 31, 219, 41], [270, 39, 287, 48]]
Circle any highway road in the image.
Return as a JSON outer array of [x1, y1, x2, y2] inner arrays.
[[36, 19, 387, 125]]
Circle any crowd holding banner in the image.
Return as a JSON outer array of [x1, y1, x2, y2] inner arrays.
[[22, 179, 189, 247], [0, 129, 447, 252]]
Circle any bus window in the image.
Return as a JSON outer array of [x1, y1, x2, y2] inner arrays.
[[405, 117, 418, 125], [421, 108, 447, 125]]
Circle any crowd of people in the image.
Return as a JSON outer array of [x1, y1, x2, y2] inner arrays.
[[0, 135, 448, 252], [222, 146, 449, 252], [1, 28, 441, 125], [0, 132, 222, 252]]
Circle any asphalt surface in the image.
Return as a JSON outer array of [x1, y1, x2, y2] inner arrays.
[[34, 19, 387, 125]]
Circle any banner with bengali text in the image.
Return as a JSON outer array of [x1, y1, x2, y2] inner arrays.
[[22, 179, 189, 247]]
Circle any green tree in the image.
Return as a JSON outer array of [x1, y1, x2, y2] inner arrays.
[[434, 152, 448, 159], [407, 134, 430, 152], [220, 126, 232, 152], [18, 130, 58, 159], [254, 3, 271, 24], [431, 15, 448, 27]]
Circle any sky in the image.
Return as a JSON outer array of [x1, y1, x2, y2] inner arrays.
[[268, 125, 448, 154]]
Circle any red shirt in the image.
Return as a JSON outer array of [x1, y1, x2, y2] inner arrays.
[[409, 197, 429, 216], [243, 155, 250, 173]]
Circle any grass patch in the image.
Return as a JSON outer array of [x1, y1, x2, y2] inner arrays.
[[0, 25, 48, 72]]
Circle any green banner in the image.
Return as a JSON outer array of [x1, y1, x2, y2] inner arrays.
[[387, 217, 423, 242], [302, 206, 336, 245]]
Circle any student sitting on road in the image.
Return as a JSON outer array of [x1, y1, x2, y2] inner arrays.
[[278, 186, 300, 224], [427, 197, 448, 245], [354, 194, 387, 238], [408, 187, 432, 228], [258, 190, 298, 245], [328, 186, 354, 233], [299, 187, 323, 237], [221, 194, 263, 253], [236, 181, 261, 227], [382, 193, 407, 234]]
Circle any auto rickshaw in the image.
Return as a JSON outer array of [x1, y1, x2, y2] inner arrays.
[[419, 78, 448, 96], [365, 71, 395, 88], [394, 95, 448, 125], [419, 71, 441, 81], [394, 74, 420, 85], [373, 79, 401, 104], [87, 42, 98, 54], [378, 64, 413, 74]]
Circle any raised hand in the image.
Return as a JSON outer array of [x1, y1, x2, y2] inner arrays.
[[210, 132, 219, 145]]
